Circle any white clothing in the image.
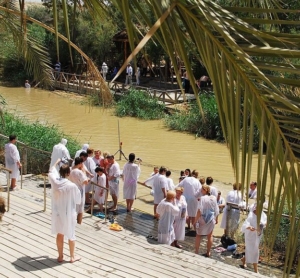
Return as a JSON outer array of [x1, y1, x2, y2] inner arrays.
[[122, 162, 140, 200], [196, 195, 219, 235], [74, 144, 89, 159], [102, 63, 108, 81], [217, 196, 225, 213], [153, 174, 167, 204], [25, 83, 31, 88], [125, 65, 133, 85], [69, 168, 88, 213], [166, 177, 175, 191], [173, 195, 187, 241], [220, 190, 243, 232], [248, 188, 257, 199], [50, 142, 71, 171], [92, 173, 106, 204], [157, 199, 180, 245], [5, 142, 20, 179], [144, 173, 158, 188], [84, 157, 96, 193], [49, 167, 81, 240], [178, 176, 200, 217], [108, 162, 120, 197], [241, 210, 267, 264], [135, 68, 140, 85], [93, 156, 102, 166], [209, 185, 218, 198]]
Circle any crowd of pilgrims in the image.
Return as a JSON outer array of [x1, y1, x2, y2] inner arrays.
[[49, 139, 267, 272]]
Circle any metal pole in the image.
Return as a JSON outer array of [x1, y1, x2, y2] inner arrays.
[[7, 172, 10, 212], [104, 188, 108, 223], [91, 183, 95, 217], [43, 176, 46, 212], [118, 120, 121, 160], [20, 166, 23, 189]]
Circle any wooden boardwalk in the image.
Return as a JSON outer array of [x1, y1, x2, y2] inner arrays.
[[0, 173, 275, 278]]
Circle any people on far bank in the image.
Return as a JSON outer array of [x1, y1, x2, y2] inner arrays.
[[101, 62, 108, 81], [50, 138, 71, 171], [135, 67, 141, 85], [25, 80, 31, 88], [125, 63, 133, 86], [5, 134, 22, 190], [183, 71, 190, 94], [54, 60, 61, 78]]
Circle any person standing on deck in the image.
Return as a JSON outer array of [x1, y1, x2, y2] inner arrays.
[[83, 148, 96, 205], [69, 157, 89, 224], [5, 134, 22, 190], [107, 155, 120, 211], [49, 159, 81, 263], [50, 138, 71, 171], [122, 153, 141, 213], [206, 176, 218, 198], [74, 143, 89, 159], [125, 64, 133, 86], [152, 166, 167, 219]]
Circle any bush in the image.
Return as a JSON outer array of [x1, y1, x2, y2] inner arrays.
[[164, 93, 224, 141], [115, 89, 165, 120]]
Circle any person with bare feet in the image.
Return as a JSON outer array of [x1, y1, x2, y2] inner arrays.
[[194, 185, 219, 257], [241, 203, 267, 273], [107, 155, 120, 211], [5, 134, 22, 190], [49, 159, 81, 263]]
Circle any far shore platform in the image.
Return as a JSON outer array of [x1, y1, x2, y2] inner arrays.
[[0, 172, 283, 277]]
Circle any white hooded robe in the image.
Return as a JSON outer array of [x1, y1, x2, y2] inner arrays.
[[122, 162, 140, 199]]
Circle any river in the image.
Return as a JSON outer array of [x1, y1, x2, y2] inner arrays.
[[0, 86, 259, 218]]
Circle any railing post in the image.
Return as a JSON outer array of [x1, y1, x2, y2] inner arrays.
[[22, 148, 27, 175], [43, 174, 47, 212], [7, 172, 10, 212]]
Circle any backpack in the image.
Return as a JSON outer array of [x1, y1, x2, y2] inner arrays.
[[221, 234, 236, 248]]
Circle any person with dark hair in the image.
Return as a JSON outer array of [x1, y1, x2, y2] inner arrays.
[[107, 155, 120, 211], [194, 185, 219, 257], [91, 167, 107, 212], [69, 157, 89, 224], [83, 148, 96, 204], [5, 134, 22, 190], [184, 169, 192, 177], [205, 176, 218, 198], [0, 196, 6, 221], [122, 153, 141, 212], [152, 166, 167, 219], [49, 159, 81, 263]]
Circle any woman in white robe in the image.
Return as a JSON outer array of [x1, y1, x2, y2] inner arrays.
[[92, 167, 107, 212], [49, 160, 81, 263], [50, 138, 71, 171], [122, 153, 141, 212], [194, 185, 219, 257], [220, 182, 243, 237], [241, 203, 267, 273], [172, 187, 187, 248], [5, 135, 22, 189], [157, 191, 180, 245]]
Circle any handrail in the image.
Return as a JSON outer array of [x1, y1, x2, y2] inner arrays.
[[0, 166, 11, 212], [90, 181, 109, 222], [41, 173, 48, 212]]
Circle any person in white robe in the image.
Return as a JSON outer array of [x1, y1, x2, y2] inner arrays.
[[74, 143, 89, 159], [166, 170, 175, 191], [172, 187, 187, 248], [152, 167, 167, 218], [50, 138, 71, 171], [69, 157, 89, 224], [5, 135, 22, 189], [91, 167, 107, 212], [157, 191, 180, 245], [178, 170, 201, 229], [220, 183, 243, 238], [206, 176, 218, 198], [122, 153, 141, 212], [49, 159, 81, 263], [107, 155, 121, 211], [194, 185, 219, 257], [83, 149, 96, 203], [241, 203, 267, 273], [248, 182, 257, 199]]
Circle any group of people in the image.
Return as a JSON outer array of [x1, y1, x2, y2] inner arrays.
[[3, 135, 266, 271]]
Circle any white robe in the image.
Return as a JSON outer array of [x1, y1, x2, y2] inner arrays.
[[153, 174, 167, 204], [84, 157, 96, 193], [74, 144, 89, 159], [5, 143, 20, 179], [69, 168, 88, 213], [178, 176, 200, 217], [92, 173, 106, 204], [173, 195, 187, 241], [220, 190, 242, 231], [108, 162, 121, 197], [248, 188, 257, 199], [241, 211, 267, 263], [122, 162, 140, 200], [157, 199, 180, 245], [166, 177, 175, 191], [49, 167, 81, 240], [50, 143, 71, 170]]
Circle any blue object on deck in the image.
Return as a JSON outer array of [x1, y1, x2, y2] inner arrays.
[[93, 212, 105, 219]]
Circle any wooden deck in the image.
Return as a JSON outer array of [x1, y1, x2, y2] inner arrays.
[[0, 173, 277, 277]]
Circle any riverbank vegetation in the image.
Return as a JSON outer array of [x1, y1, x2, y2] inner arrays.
[[0, 110, 80, 173]]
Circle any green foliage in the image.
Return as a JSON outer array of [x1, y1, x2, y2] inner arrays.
[[164, 93, 224, 141], [0, 111, 81, 173], [115, 89, 165, 120]]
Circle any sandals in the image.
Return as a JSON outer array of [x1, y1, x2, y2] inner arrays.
[[109, 223, 123, 231]]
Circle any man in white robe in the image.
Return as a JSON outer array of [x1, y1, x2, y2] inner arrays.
[[49, 159, 81, 263], [5, 135, 22, 189], [157, 191, 179, 245], [152, 167, 167, 219], [69, 157, 89, 224], [241, 203, 267, 273], [91, 167, 107, 212], [83, 149, 96, 204], [107, 155, 120, 211], [74, 143, 89, 159], [50, 138, 71, 171], [122, 153, 141, 212]]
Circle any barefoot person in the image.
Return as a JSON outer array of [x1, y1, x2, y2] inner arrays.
[[107, 155, 120, 211], [194, 185, 219, 257], [241, 203, 267, 273], [49, 159, 81, 263], [5, 134, 22, 190]]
